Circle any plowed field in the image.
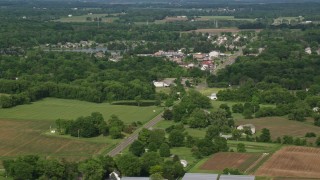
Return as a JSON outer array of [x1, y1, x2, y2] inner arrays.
[[256, 146, 320, 178], [200, 152, 261, 172]]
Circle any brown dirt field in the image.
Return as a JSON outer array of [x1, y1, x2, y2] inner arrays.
[[0, 119, 107, 159], [256, 146, 320, 178], [200, 152, 261, 172], [236, 117, 320, 140]]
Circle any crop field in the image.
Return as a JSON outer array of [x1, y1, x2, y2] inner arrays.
[[236, 117, 320, 140], [55, 13, 118, 23], [228, 141, 281, 153], [0, 119, 111, 163], [256, 146, 320, 178], [200, 152, 261, 172], [0, 98, 162, 124]]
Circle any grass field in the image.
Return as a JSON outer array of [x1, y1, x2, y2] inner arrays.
[[228, 141, 281, 153], [55, 14, 118, 23], [0, 98, 163, 166], [256, 146, 320, 178], [0, 98, 162, 124], [236, 117, 320, 141], [0, 119, 117, 163]]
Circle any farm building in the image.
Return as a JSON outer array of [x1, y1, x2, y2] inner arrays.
[[237, 124, 256, 134], [180, 159, 188, 167], [208, 93, 218, 100], [182, 173, 219, 180], [219, 175, 255, 180], [153, 81, 170, 87]]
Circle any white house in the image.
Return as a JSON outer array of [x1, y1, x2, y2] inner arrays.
[[208, 93, 217, 100], [153, 81, 169, 88], [237, 124, 256, 134], [305, 47, 312, 54]]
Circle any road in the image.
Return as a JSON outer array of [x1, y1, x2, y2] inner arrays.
[[107, 111, 164, 157], [213, 47, 243, 75]]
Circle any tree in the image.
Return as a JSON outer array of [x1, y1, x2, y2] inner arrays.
[[148, 142, 158, 152], [232, 103, 244, 113], [213, 137, 229, 152], [162, 109, 173, 120], [159, 143, 171, 157], [259, 128, 271, 142], [140, 152, 162, 176], [188, 108, 208, 128], [129, 140, 145, 156], [237, 143, 246, 152], [135, 95, 142, 106], [196, 138, 216, 156], [138, 128, 151, 144], [109, 126, 122, 139], [169, 130, 184, 147], [150, 173, 164, 180], [314, 114, 320, 126], [78, 159, 105, 180], [205, 125, 220, 140], [116, 154, 141, 176]]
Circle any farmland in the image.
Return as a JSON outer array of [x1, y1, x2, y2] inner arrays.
[[196, 16, 256, 22], [256, 146, 320, 178], [0, 98, 163, 164], [236, 117, 320, 140], [0, 98, 162, 124], [0, 119, 113, 163], [186, 28, 262, 34], [55, 13, 119, 23], [200, 152, 261, 172]]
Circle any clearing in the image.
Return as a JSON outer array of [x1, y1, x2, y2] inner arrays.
[[236, 117, 320, 140], [0, 98, 162, 124], [256, 146, 320, 178]]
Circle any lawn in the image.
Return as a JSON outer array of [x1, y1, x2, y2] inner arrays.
[[55, 14, 118, 23], [0, 98, 163, 124]]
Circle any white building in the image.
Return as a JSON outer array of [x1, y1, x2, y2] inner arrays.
[[153, 81, 169, 88], [208, 93, 217, 100], [305, 47, 312, 54], [209, 51, 220, 58], [237, 124, 256, 134]]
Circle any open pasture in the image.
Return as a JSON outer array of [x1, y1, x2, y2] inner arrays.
[[200, 152, 261, 172], [0, 119, 109, 161], [0, 98, 162, 124], [256, 146, 320, 178], [236, 117, 320, 140]]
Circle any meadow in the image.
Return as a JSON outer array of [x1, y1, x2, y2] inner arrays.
[[197, 16, 256, 22], [0, 98, 163, 124], [0, 98, 163, 165]]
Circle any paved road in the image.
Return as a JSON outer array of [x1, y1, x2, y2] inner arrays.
[[108, 111, 164, 157]]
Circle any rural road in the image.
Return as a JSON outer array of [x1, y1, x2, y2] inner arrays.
[[107, 111, 164, 157]]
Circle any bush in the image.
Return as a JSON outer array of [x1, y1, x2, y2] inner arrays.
[[305, 132, 317, 138], [232, 103, 244, 113]]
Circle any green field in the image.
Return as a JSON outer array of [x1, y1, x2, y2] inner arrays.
[[55, 13, 119, 23], [0, 98, 162, 123], [228, 141, 281, 153], [0, 98, 163, 164]]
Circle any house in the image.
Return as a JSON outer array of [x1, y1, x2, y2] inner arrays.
[[237, 124, 256, 134], [208, 93, 217, 100], [182, 173, 219, 180], [153, 81, 170, 88], [220, 134, 233, 139]]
